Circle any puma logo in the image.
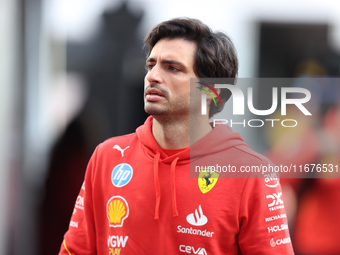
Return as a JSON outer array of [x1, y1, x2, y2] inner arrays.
[[113, 145, 130, 157]]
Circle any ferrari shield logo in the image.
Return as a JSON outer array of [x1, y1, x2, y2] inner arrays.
[[198, 170, 219, 194]]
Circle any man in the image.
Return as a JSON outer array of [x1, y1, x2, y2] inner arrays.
[[59, 18, 294, 254]]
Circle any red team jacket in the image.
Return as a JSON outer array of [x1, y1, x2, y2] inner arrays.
[[59, 116, 294, 255]]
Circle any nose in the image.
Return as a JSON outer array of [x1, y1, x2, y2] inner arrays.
[[145, 64, 163, 84]]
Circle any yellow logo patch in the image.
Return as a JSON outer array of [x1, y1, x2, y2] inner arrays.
[[109, 248, 121, 255], [198, 170, 219, 194]]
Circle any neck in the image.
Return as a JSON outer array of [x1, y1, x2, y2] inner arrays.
[[152, 114, 212, 149]]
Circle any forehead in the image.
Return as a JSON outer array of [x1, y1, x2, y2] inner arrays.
[[149, 38, 197, 65]]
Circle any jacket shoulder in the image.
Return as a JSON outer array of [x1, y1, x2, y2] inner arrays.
[[97, 132, 138, 153], [233, 144, 274, 165]]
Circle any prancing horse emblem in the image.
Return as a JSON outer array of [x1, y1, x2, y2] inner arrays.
[[113, 145, 130, 157], [198, 170, 220, 194]]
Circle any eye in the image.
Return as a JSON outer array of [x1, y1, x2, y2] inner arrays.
[[169, 66, 180, 72], [146, 64, 155, 71]]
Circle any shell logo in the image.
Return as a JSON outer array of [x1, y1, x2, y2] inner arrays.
[[107, 196, 129, 228]]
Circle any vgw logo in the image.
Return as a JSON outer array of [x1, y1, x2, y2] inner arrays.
[[108, 235, 129, 255], [198, 83, 311, 116], [111, 163, 133, 187]]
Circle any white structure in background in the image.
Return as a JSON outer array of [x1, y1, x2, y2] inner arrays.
[[0, 0, 19, 254]]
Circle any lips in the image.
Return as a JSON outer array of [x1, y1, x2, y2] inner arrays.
[[146, 88, 164, 97], [145, 88, 165, 101]]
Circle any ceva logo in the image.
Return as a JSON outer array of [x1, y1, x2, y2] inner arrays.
[[179, 245, 208, 255], [186, 205, 208, 226]]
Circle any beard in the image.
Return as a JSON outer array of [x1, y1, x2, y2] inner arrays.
[[144, 97, 190, 123]]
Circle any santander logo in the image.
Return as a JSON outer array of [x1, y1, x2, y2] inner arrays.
[[186, 205, 208, 226]]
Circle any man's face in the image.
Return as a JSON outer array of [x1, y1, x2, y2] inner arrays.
[[144, 38, 198, 119]]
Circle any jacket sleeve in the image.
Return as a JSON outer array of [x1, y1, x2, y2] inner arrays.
[[58, 145, 100, 255], [237, 163, 295, 255]]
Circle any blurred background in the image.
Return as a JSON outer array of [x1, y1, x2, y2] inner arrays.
[[0, 0, 339, 254]]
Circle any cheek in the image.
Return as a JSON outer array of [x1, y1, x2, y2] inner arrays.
[[171, 87, 190, 100], [173, 78, 191, 92]]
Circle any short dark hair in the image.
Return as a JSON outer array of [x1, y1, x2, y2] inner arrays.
[[144, 18, 238, 117]]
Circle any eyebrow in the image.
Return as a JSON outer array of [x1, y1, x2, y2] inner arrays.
[[146, 57, 188, 71]]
